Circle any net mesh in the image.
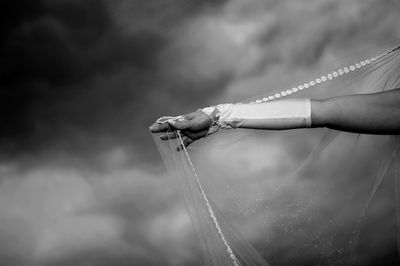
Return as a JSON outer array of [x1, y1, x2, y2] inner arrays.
[[152, 44, 400, 265]]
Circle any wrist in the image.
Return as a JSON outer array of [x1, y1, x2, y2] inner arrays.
[[199, 104, 233, 136]]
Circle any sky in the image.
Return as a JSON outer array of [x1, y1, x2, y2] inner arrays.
[[1, 0, 400, 265]]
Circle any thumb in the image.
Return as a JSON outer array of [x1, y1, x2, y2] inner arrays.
[[168, 119, 192, 130]]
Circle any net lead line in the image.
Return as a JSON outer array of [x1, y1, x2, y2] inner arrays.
[[250, 45, 400, 104], [177, 131, 241, 266], [175, 45, 399, 265]]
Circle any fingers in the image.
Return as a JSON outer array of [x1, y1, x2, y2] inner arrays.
[[160, 129, 208, 141], [149, 122, 170, 133], [151, 111, 205, 133], [150, 114, 190, 133], [182, 129, 208, 140], [177, 137, 194, 152], [159, 131, 178, 140], [168, 118, 193, 130]]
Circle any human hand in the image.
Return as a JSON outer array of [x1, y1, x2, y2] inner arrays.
[[149, 111, 213, 149]]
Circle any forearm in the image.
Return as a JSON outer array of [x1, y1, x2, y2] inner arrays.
[[206, 88, 400, 135], [205, 99, 312, 131], [218, 99, 311, 130], [311, 88, 400, 134]]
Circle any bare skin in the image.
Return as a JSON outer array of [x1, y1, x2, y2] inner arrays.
[[150, 88, 400, 147]]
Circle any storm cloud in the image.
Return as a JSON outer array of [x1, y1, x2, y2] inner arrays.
[[0, 0, 400, 265], [0, 0, 229, 166]]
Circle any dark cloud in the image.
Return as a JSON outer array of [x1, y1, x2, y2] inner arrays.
[[1, 1, 400, 265], [0, 0, 230, 165], [2, 0, 398, 167]]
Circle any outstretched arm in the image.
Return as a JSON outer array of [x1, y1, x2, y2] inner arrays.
[[150, 88, 400, 146]]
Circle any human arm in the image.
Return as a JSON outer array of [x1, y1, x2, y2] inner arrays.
[[312, 88, 400, 134], [149, 88, 400, 146]]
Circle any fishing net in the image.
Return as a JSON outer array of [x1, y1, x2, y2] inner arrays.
[[153, 44, 400, 265]]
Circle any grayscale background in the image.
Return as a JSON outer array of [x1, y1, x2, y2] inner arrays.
[[1, 0, 400, 265]]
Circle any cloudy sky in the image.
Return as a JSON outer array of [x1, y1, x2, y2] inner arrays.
[[1, 0, 400, 265]]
